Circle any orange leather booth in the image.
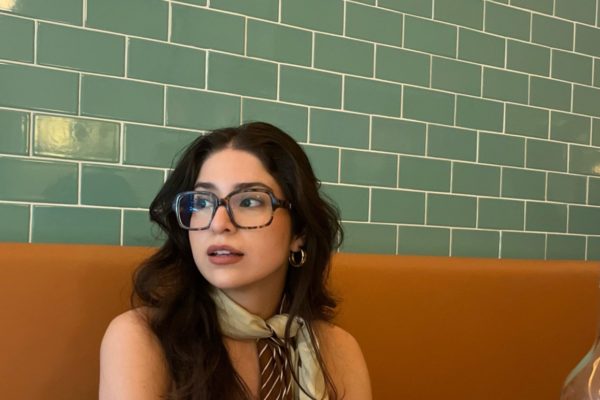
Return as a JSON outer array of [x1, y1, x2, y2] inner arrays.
[[1, 242, 599, 399]]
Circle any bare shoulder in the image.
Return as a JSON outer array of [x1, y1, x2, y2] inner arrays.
[[99, 308, 170, 400], [313, 321, 372, 400]]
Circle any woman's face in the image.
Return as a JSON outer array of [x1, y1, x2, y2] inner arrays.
[[188, 148, 303, 297]]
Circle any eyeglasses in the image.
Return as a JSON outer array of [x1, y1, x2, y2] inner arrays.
[[172, 188, 292, 230]]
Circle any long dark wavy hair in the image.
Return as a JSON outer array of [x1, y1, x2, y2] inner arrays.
[[132, 122, 343, 399]]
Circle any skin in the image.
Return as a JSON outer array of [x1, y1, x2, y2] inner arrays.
[[99, 149, 372, 399]]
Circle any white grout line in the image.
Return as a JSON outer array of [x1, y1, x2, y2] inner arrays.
[[367, 187, 372, 222], [119, 209, 124, 246], [33, 21, 38, 64], [28, 204, 33, 243], [82, 0, 88, 26], [167, 2, 172, 42], [77, 162, 82, 205]]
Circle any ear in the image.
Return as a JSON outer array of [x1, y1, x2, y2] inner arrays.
[[289, 234, 305, 252]]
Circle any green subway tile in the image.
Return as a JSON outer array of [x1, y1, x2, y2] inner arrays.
[[452, 229, 500, 258], [431, 57, 481, 96], [87, 0, 166, 40], [502, 232, 546, 259], [478, 198, 524, 230], [340, 149, 397, 187], [281, 0, 343, 34], [124, 124, 199, 168], [547, 234, 586, 260], [570, 145, 600, 176], [172, 5, 244, 54], [404, 16, 457, 58], [0, 157, 77, 203], [371, 117, 426, 155], [573, 85, 600, 118], [458, 28, 505, 67], [208, 53, 277, 99], [346, 3, 403, 46], [242, 99, 308, 142], [552, 50, 593, 85], [550, 111, 591, 144], [505, 104, 549, 139], [555, 0, 596, 25], [310, 109, 369, 149], [510, 0, 553, 14], [301, 145, 338, 183], [397, 226, 450, 256], [371, 188, 425, 224], [32, 206, 120, 245], [280, 66, 342, 108], [320, 184, 369, 221], [341, 222, 396, 254], [456, 96, 503, 132], [247, 20, 312, 66], [34, 115, 119, 162], [376, 46, 430, 86], [530, 77, 572, 112], [81, 164, 163, 208], [502, 167, 545, 200], [482, 68, 528, 104], [427, 193, 477, 227], [166, 88, 240, 131], [506, 40, 550, 76], [0, 13, 34, 62], [478, 132, 525, 167], [0, 203, 29, 242], [575, 24, 600, 57], [37, 23, 124, 76], [81, 75, 163, 124], [434, 0, 483, 29], [526, 139, 568, 172], [210, 0, 278, 21], [0, 109, 29, 155], [128, 39, 205, 88], [344, 77, 402, 117], [177, 0, 206, 4], [427, 125, 477, 161], [398, 156, 451, 192], [378, 0, 432, 17], [588, 237, 600, 260], [590, 178, 600, 205], [123, 210, 165, 246], [314, 34, 373, 77], [532, 15, 574, 51], [594, 119, 600, 146], [403, 87, 455, 125], [0, 0, 82, 24], [0, 64, 77, 114], [526, 202, 567, 232], [547, 173, 586, 204], [452, 162, 500, 196], [485, 2, 530, 40]]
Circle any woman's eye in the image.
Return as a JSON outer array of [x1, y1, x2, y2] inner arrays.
[[239, 197, 263, 207], [194, 198, 213, 210]]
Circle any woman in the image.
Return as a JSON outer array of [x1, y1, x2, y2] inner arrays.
[[99, 122, 371, 399]]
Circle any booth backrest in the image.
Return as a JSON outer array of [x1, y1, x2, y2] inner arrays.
[[1, 243, 599, 400]]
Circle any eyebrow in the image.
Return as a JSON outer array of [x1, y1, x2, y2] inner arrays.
[[193, 181, 273, 192]]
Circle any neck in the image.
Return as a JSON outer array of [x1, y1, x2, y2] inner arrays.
[[222, 285, 285, 320]]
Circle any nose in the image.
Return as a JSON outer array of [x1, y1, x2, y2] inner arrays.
[[209, 204, 236, 233]]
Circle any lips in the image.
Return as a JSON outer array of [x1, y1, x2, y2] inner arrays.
[[206, 245, 244, 257]]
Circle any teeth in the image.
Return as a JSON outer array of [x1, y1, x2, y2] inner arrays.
[[213, 250, 232, 255]]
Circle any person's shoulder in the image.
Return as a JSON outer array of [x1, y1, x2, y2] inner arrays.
[[99, 308, 170, 400], [313, 321, 372, 400]]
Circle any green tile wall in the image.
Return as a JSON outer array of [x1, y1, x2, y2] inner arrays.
[[1, 0, 599, 259]]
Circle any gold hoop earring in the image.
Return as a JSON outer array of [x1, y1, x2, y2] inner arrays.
[[289, 249, 306, 268]]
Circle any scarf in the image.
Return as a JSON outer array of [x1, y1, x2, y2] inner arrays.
[[211, 289, 327, 400]]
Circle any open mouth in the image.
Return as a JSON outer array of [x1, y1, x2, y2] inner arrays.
[[209, 249, 243, 256]]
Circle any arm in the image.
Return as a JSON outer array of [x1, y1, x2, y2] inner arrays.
[[317, 323, 373, 400], [99, 310, 170, 400]]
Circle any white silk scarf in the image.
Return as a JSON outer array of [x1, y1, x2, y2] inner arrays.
[[211, 289, 327, 400]]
